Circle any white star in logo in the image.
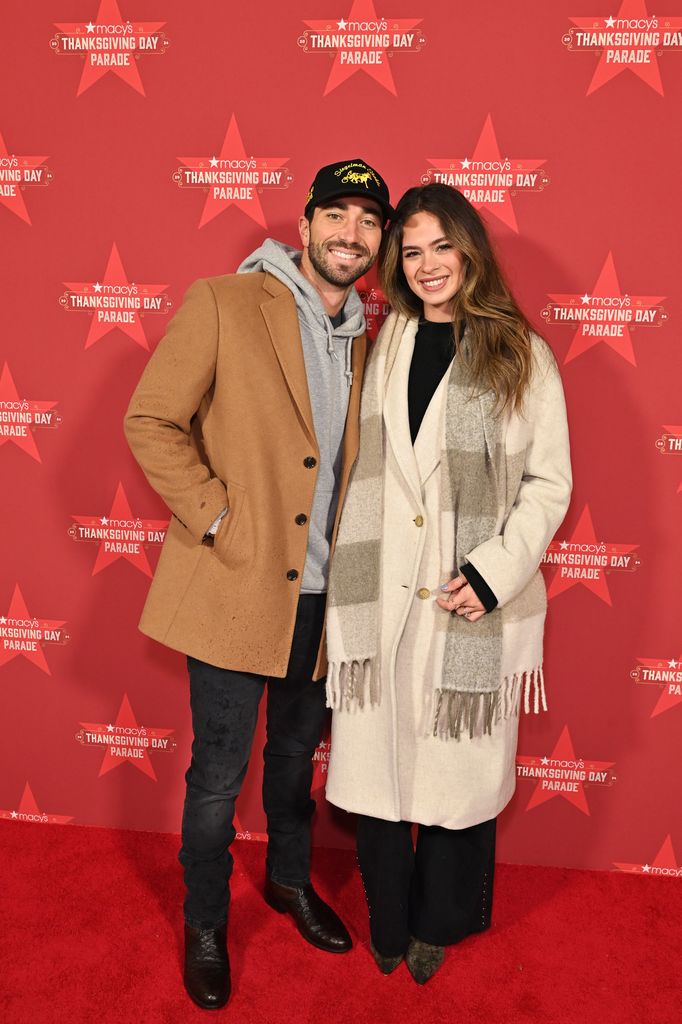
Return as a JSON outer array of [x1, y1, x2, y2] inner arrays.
[[581, 293, 591, 304], [560, 540, 569, 550], [86, 22, 96, 33], [0, 616, 6, 625], [11, 810, 18, 819], [209, 156, 219, 168], [100, 516, 109, 525], [93, 281, 103, 293], [669, 659, 678, 669], [337, 19, 347, 29], [461, 158, 471, 169], [107, 723, 114, 732], [541, 756, 550, 766], [605, 16, 616, 28], [642, 863, 651, 873]]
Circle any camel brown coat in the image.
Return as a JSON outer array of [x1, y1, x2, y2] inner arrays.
[[124, 272, 367, 679]]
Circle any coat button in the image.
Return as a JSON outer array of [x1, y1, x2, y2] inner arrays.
[[286, 569, 299, 581], [295, 514, 307, 526], [303, 456, 317, 468], [414, 515, 424, 527], [417, 587, 431, 600]]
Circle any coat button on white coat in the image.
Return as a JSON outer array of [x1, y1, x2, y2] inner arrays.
[[417, 587, 431, 600]]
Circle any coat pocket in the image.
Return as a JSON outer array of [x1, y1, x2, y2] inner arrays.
[[212, 479, 247, 568]]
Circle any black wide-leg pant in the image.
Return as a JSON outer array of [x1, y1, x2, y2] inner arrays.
[[179, 594, 328, 930], [356, 814, 496, 957]]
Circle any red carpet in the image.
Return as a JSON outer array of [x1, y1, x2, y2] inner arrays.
[[1, 820, 679, 1024]]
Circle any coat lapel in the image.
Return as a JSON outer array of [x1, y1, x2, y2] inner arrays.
[[260, 274, 316, 449], [383, 320, 423, 506]]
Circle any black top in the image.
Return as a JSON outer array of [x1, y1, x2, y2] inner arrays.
[[407, 318, 498, 613], [408, 319, 456, 444]]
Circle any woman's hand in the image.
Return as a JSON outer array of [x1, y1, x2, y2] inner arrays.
[[436, 574, 486, 622]]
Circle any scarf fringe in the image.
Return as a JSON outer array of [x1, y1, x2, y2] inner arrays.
[[326, 659, 377, 711], [433, 665, 547, 741]]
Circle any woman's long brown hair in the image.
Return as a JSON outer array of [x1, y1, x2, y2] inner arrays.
[[380, 183, 537, 412]]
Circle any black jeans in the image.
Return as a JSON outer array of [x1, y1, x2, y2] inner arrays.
[[356, 815, 496, 957], [179, 594, 328, 929]]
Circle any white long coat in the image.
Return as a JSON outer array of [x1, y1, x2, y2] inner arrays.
[[326, 329, 532, 828]]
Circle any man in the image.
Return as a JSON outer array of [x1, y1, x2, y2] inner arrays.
[[124, 159, 392, 1010]]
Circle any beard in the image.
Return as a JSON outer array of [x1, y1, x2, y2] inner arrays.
[[307, 237, 375, 287]]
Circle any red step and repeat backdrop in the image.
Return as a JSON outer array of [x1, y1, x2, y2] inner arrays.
[[1, 1, 681, 878]]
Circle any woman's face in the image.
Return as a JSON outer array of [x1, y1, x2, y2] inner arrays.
[[400, 211, 464, 322]]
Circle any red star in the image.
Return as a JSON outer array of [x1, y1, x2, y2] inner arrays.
[[177, 115, 289, 229], [70, 481, 168, 577], [54, 0, 166, 97], [304, 0, 423, 96], [521, 725, 615, 815], [614, 834, 679, 875], [63, 243, 167, 350], [428, 115, 547, 233], [0, 782, 73, 825], [662, 425, 682, 493], [551, 252, 666, 366], [0, 584, 67, 676], [0, 363, 58, 463], [0, 130, 49, 225], [570, 0, 678, 96], [80, 693, 173, 781], [543, 504, 639, 606], [650, 653, 682, 718]]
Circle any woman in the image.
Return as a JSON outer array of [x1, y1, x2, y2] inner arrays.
[[324, 184, 572, 983]]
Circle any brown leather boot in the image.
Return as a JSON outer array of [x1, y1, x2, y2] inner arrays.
[[265, 877, 352, 953], [183, 923, 231, 1010]]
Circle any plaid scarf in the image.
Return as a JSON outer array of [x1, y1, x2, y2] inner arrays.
[[326, 313, 547, 739]]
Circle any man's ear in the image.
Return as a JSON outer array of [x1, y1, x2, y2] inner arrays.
[[298, 214, 310, 248]]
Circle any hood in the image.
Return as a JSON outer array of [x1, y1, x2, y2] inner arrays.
[[237, 240, 366, 380]]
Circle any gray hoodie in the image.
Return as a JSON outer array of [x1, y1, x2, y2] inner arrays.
[[238, 239, 366, 593]]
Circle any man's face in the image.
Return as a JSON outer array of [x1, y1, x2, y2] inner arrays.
[[299, 198, 383, 288]]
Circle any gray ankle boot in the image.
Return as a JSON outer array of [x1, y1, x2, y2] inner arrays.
[[405, 937, 445, 984]]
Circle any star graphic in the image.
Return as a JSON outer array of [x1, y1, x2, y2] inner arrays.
[[460, 157, 471, 169], [70, 481, 168, 577], [570, 0, 673, 96], [428, 115, 547, 233], [209, 156, 219, 168], [661, 424, 682, 493], [80, 693, 173, 781], [1, 782, 74, 825], [581, 293, 591, 304], [55, 0, 165, 97], [107, 723, 114, 732], [651, 652, 682, 718], [0, 617, 5, 625], [523, 725, 614, 815], [0, 363, 58, 463], [0, 130, 49, 226], [544, 504, 639, 606], [549, 251, 666, 366], [559, 540, 569, 550], [304, 0, 423, 96], [177, 114, 289, 229], [614, 835, 679, 875], [0, 584, 67, 676], [63, 243, 167, 350]]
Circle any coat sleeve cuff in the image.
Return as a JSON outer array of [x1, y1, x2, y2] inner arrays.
[[460, 563, 498, 613]]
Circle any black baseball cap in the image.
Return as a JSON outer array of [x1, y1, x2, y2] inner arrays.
[[304, 159, 393, 225]]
